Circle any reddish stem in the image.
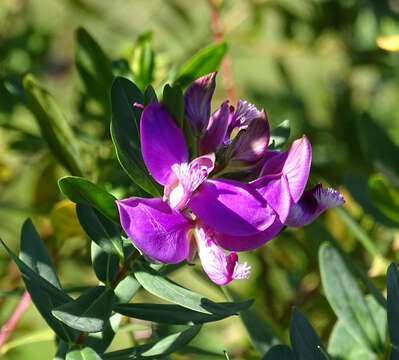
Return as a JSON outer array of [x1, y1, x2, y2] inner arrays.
[[207, 0, 237, 104], [0, 290, 31, 351]]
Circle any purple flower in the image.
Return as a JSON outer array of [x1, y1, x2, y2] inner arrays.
[[285, 184, 345, 227], [116, 73, 345, 286]]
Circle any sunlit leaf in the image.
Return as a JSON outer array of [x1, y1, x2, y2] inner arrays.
[[103, 324, 201, 359], [52, 286, 115, 333], [59, 176, 119, 223], [114, 299, 253, 324], [110, 77, 161, 197], [66, 347, 102, 360], [174, 42, 227, 89], [376, 35, 399, 51], [319, 243, 383, 352]]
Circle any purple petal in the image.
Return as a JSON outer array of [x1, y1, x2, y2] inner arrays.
[[215, 217, 284, 252], [195, 223, 250, 285], [199, 101, 230, 154], [260, 135, 312, 202], [141, 101, 188, 185], [285, 184, 345, 227], [230, 110, 270, 162], [184, 72, 216, 133], [116, 197, 194, 263], [251, 174, 294, 223], [229, 100, 261, 130], [188, 179, 276, 236]]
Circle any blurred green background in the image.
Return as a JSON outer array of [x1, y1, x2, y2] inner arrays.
[[2, 0, 399, 359]]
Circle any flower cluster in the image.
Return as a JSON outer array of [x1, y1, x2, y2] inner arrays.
[[116, 73, 345, 285]]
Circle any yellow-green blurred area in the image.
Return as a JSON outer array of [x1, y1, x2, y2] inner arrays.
[[2, 0, 399, 359]]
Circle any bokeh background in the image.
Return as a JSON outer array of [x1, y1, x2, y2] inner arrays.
[[2, 0, 399, 358]]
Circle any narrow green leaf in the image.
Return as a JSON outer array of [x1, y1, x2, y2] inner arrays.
[[52, 286, 115, 332], [23, 74, 83, 176], [130, 32, 155, 91], [77, 203, 123, 257], [59, 176, 119, 223], [268, 120, 290, 150], [85, 313, 122, 355], [262, 345, 295, 360], [369, 174, 399, 223], [110, 77, 161, 197], [75, 27, 114, 115], [114, 273, 141, 304], [161, 84, 184, 128], [20, 218, 61, 289], [290, 308, 328, 360], [328, 320, 377, 360], [174, 42, 228, 89], [387, 263, 399, 352], [141, 324, 201, 357], [144, 85, 157, 106], [0, 238, 76, 342], [114, 299, 253, 325], [224, 287, 281, 355], [319, 243, 382, 351], [91, 241, 119, 284], [103, 324, 201, 359], [133, 263, 226, 314], [66, 347, 102, 360]]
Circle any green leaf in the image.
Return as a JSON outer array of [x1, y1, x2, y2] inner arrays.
[[161, 84, 184, 128], [290, 308, 328, 360], [52, 286, 115, 332], [91, 241, 119, 284], [369, 174, 399, 223], [262, 345, 295, 360], [0, 238, 76, 342], [268, 120, 290, 150], [387, 263, 399, 352], [85, 313, 122, 355], [319, 243, 382, 351], [174, 42, 228, 89], [133, 263, 226, 314], [328, 320, 377, 360], [130, 32, 155, 91], [59, 176, 119, 223], [110, 77, 161, 197], [103, 324, 201, 359], [144, 85, 157, 106], [75, 27, 114, 115], [66, 347, 102, 360], [224, 287, 281, 355], [114, 273, 141, 304], [20, 218, 61, 289], [77, 203, 123, 257], [23, 74, 83, 176], [114, 299, 253, 325]]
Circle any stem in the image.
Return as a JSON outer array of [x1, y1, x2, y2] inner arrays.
[[207, 0, 237, 104], [0, 290, 31, 353], [334, 207, 384, 260], [110, 250, 140, 288], [74, 250, 141, 346]]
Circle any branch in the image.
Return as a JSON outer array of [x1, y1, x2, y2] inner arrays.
[[207, 0, 237, 104], [0, 290, 31, 353]]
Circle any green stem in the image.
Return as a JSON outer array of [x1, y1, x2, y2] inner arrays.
[[334, 207, 384, 260]]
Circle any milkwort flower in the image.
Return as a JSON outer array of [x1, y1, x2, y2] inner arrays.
[[116, 73, 345, 285]]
